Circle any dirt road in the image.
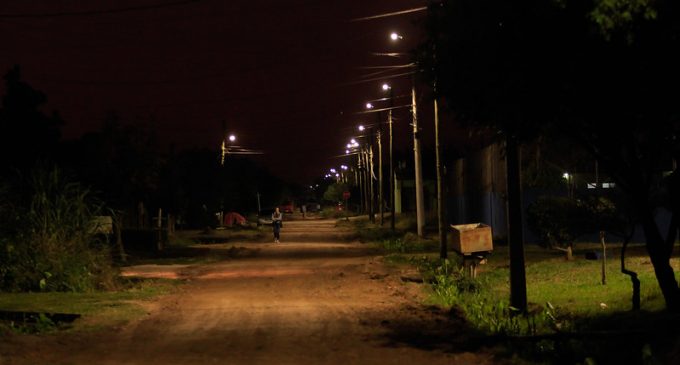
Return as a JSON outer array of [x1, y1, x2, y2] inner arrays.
[[1, 219, 500, 365]]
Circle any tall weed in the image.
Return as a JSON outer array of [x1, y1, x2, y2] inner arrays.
[[0, 168, 117, 292]]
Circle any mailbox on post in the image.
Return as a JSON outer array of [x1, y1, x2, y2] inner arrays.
[[450, 223, 493, 277]]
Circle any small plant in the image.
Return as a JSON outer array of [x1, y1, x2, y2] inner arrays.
[[464, 299, 524, 335], [413, 257, 480, 307]]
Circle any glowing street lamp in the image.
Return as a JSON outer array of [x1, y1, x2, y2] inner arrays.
[[220, 133, 237, 166], [386, 30, 425, 237], [366, 102, 374, 109], [358, 125, 365, 131]]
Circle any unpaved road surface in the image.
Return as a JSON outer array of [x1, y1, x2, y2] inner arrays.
[[1, 219, 501, 365]]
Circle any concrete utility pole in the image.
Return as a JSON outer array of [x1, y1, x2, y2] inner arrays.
[[357, 149, 364, 213], [368, 143, 375, 223], [388, 99, 395, 232], [377, 129, 384, 226], [363, 146, 371, 215], [411, 81, 425, 237]]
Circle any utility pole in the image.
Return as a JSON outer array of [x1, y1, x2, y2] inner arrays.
[[362, 146, 371, 215], [368, 142, 375, 223], [377, 129, 384, 226], [389, 94, 395, 232], [358, 149, 364, 213], [411, 81, 425, 237], [434, 96, 446, 259]]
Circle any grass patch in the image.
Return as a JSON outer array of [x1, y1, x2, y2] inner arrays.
[[400, 242, 680, 363], [482, 244, 680, 316], [0, 277, 179, 333]]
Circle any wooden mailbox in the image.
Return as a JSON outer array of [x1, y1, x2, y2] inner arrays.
[[450, 223, 493, 255]]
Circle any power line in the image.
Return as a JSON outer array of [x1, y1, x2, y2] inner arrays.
[[0, 0, 203, 18], [350, 6, 427, 22]]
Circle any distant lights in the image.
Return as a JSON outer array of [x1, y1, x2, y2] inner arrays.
[[366, 102, 374, 109], [382, 83, 391, 91], [390, 32, 402, 41], [228, 134, 236, 142], [358, 125, 365, 131]]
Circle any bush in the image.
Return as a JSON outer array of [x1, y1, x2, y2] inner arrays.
[[526, 196, 584, 248], [0, 168, 117, 292], [413, 257, 479, 307], [527, 195, 629, 249]]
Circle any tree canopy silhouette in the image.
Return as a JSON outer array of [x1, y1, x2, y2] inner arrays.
[[418, 0, 680, 310], [0, 65, 62, 173]]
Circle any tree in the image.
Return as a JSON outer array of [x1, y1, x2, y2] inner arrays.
[[418, 0, 680, 310], [0, 65, 62, 173], [323, 182, 348, 203]]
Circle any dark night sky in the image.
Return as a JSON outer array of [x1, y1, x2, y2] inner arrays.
[[0, 0, 429, 184]]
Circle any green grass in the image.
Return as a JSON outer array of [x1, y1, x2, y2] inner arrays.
[[0, 278, 179, 332], [392, 242, 680, 327], [397, 243, 680, 363], [481, 244, 680, 316]]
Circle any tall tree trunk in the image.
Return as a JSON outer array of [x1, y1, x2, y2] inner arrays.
[[506, 136, 527, 312], [640, 207, 680, 311]]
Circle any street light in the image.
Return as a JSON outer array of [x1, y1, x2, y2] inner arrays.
[[381, 82, 396, 231], [357, 123, 382, 225], [348, 133, 374, 221], [388, 31, 425, 237], [220, 133, 237, 166]]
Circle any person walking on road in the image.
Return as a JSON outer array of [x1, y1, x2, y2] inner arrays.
[[272, 207, 283, 243]]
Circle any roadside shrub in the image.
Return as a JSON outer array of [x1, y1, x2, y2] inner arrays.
[[0, 168, 117, 292], [413, 257, 479, 307]]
